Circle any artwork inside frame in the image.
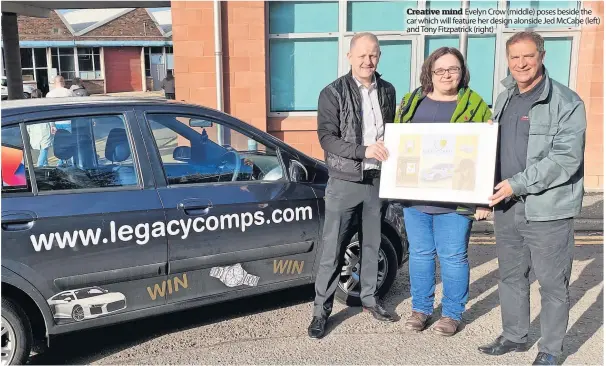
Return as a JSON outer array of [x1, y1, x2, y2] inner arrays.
[[379, 123, 499, 205]]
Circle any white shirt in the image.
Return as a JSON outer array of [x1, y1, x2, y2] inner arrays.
[[353, 76, 384, 170], [46, 86, 76, 98], [27, 122, 56, 150]]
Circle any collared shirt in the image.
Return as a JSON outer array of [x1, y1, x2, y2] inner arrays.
[[353, 76, 384, 170], [499, 75, 546, 181]]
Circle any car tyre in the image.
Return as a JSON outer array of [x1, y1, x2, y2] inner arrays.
[[1, 297, 33, 366], [71, 305, 85, 322], [335, 233, 398, 307]]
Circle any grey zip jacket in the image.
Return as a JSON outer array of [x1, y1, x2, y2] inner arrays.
[[492, 67, 587, 221]]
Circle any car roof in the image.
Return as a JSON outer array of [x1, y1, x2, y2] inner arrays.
[[0, 96, 217, 119]]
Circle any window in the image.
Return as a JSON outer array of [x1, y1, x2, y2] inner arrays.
[[147, 114, 284, 185], [506, 1, 580, 28], [20, 48, 34, 81], [347, 1, 415, 32], [51, 293, 75, 302], [268, 1, 581, 113], [268, 1, 339, 113], [51, 48, 76, 80], [75, 287, 106, 299], [542, 37, 573, 86], [77, 47, 101, 80], [1, 126, 31, 193], [270, 39, 338, 112], [24, 115, 138, 192]]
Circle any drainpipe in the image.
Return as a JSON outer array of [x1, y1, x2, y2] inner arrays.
[[213, 0, 225, 146], [459, 0, 470, 60]]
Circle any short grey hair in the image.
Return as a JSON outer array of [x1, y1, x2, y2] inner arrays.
[[350, 32, 380, 51], [506, 31, 545, 54]]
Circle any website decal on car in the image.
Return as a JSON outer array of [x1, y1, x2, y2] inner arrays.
[[29, 206, 314, 252], [46, 286, 127, 322]]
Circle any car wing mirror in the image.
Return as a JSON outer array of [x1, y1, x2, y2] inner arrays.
[[289, 160, 308, 182], [173, 146, 191, 162]]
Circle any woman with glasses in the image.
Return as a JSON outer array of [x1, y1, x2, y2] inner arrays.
[[393, 47, 492, 337]]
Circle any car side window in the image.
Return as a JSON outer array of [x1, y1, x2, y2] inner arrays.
[[1, 125, 31, 193], [147, 113, 284, 185], [23, 115, 138, 192], [51, 293, 74, 301]]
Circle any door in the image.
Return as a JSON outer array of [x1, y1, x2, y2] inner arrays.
[[0, 110, 168, 326], [104, 47, 142, 93], [137, 109, 321, 304]]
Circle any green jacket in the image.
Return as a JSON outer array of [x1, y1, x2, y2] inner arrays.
[[493, 67, 586, 221], [394, 86, 492, 124], [392, 87, 492, 216]]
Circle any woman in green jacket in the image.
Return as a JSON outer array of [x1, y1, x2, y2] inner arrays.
[[395, 47, 492, 337]]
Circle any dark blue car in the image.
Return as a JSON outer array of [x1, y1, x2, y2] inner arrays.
[[1, 97, 408, 365]]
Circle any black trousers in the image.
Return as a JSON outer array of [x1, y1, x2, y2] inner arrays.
[[313, 172, 382, 318]]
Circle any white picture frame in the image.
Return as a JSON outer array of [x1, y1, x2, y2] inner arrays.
[[379, 123, 499, 205]]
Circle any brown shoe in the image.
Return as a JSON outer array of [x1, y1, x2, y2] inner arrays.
[[432, 317, 460, 336], [404, 311, 430, 332]]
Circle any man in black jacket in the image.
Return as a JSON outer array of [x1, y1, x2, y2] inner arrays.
[[308, 32, 397, 339]]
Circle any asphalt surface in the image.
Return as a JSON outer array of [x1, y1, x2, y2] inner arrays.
[[28, 238, 603, 365]]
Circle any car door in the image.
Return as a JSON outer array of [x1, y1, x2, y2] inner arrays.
[[1, 107, 168, 326], [135, 106, 321, 304]]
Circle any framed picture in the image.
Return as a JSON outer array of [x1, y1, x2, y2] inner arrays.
[[379, 123, 499, 205]]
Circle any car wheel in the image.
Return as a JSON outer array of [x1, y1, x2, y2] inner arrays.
[[22, 92, 30, 99], [1, 298, 32, 366], [71, 305, 85, 322], [335, 233, 398, 306]]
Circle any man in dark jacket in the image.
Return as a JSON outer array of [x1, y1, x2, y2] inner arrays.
[[70, 77, 89, 97], [308, 32, 397, 339]]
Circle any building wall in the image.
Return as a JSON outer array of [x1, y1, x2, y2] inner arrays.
[[172, 0, 604, 189], [172, 1, 267, 132], [17, 12, 73, 40], [577, 1, 604, 190]]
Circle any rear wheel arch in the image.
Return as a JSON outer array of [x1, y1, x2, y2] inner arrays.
[[381, 221, 404, 265]]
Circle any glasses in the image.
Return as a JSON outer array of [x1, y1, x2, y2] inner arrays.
[[432, 67, 461, 76]]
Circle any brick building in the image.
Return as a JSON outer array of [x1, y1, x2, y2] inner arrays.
[[171, 0, 604, 190], [1, 8, 173, 95]]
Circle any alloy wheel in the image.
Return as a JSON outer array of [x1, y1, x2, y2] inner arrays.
[[1, 316, 17, 366], [338, 240, 388, 297]]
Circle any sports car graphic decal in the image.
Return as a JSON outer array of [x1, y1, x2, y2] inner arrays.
[[47, 286, 127, 322]]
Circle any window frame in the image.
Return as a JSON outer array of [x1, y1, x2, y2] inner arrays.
[[19, 112, 143, 196], [142, 112, 289, 189], [77, 47, 102, 80], [51, 47, 78, 81], [266, 0, 582, 116]]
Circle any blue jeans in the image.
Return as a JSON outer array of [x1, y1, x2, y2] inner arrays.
[[37, 147, 49, 167], [403, 207, 473, 321]]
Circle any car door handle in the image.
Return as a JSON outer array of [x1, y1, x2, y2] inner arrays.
[[1, 211, 36, 231], [178, 200, 213, 216]]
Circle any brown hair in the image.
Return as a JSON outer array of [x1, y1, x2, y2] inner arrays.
[[506, 31, 545, 55], [419, 47, 470, 94]]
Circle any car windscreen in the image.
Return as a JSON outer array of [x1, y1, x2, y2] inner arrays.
[[74, 288, 105, 299]]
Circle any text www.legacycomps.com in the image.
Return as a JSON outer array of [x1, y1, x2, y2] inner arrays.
[[30, 206, 314, 252]]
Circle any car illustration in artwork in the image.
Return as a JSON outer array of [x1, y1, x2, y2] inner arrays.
[[47, 287, 127, 322], [421, 163, 455, 182]]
